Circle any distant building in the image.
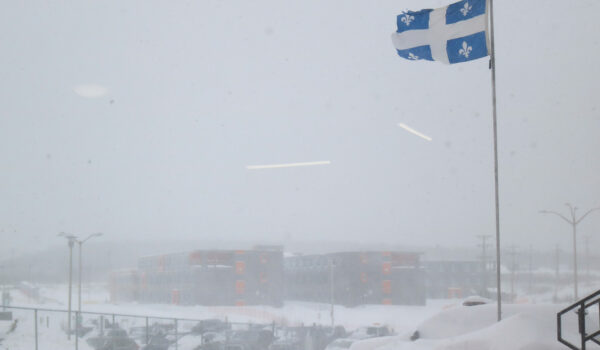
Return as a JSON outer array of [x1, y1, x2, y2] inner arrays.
[[109, 248, 427, 306], [284, 251, 426, 306], [121, 248, 284, 306], [109, 269, 139, 302], [424, 260, 491, 298]]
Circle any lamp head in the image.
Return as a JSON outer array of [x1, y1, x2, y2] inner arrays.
[[58, 232, 77, 242], [80, 232, 104, 243]]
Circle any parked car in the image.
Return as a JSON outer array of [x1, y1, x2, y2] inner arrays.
[[191, 319, 230, 335], [325, 325, 389, 350], [128, 327, 148, 343], [270, 325, 346, 350], [141, 333, 171, 350], [349, 326, 390, 339], [226, 329, 275, 350], [195, 328, 274, 350], [268, 341, 302, 350], [324, 338, 354, 350], [462, 295, 492, 306], [87, 328, 140, 350]]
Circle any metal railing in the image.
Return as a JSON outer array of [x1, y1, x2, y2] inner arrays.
[[558, 289, 600, 349]]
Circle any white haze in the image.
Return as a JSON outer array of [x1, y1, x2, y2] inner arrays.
[[0, 0, 599, 258]]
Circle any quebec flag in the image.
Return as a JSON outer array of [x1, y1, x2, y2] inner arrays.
[[391, 0, 489, 64]]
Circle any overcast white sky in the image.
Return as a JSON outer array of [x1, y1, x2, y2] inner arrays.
[[1, 0, 599, 257]]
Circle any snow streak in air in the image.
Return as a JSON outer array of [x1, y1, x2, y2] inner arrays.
[[397, 123, 432, 141], [246, 161, 331, 170]]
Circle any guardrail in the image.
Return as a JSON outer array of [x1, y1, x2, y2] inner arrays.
[[557, 289, 600, 349]]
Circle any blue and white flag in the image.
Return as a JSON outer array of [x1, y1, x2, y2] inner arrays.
[[391, 0, 489, 64]]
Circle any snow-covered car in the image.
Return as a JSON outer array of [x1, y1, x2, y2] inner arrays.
[[462, 295, 492, 306], [227, 329, 275, 350], [325, 325, 389, 350], [191, 319, 229, 335], [324, 338, 355, 350], [349, 326, 390, 339], [141, 333, 171, 350], [86, 328, 140, 350]]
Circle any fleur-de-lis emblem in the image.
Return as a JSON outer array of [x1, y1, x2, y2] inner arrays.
[[401, 13, 415, 26], [458, 41, 472, 58], [460, 2, 472, 16], [408, 52, 419, 60]]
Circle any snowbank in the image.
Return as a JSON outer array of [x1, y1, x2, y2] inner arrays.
[[350, 303, 574, 350]]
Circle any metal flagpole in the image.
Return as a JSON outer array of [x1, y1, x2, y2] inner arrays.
[[488, 0, 502, 322]]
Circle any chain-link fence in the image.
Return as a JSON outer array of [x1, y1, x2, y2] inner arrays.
[[1, 305, 278, 350]]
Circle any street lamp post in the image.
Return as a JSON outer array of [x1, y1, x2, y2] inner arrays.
[[329, 256, 335, 328], [540, 204, 600, 300], [1, 264, 6, 311], [58, 233, 77, 340], [76, 233, 103, 327]]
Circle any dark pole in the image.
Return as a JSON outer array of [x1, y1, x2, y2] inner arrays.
[[75, 311, 79, 350], [572, 220, 578, 300], [68, 239, 74, 340], [488, 0, 502, 322], [528, 245, 533, 295], [78, 241, 82, 323], [1, 265, 6, 311], [77, 233, 102, 324], [174, 319, 178, 350], [329, 257, 334, 328], [34, 308, 38, 350], [508, 246, 517, 302], [477, 235, 492, 297], [59, 232, 77, 340], [566, 204, 579, 300], [585, 236, 590, 286], [554, 245, 560, 303]]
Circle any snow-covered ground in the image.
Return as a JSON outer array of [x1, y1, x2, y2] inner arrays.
[[0, 283, 593, 349]]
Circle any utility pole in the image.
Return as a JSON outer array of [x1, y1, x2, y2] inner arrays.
[[78, 241, 82, 323], [527, 245, 533, 295], [1, 264, 6, 311], [554, 245, 560, 303], [507, 246, 518, 302], [477, 235, 492, 297], [77, 233, 103, 332], [58, 233, 77, 340], [329, 256, 335, 328], [584, 235, 591, 286], [540, 204, 600, 300], [68, 241, 73, 339]]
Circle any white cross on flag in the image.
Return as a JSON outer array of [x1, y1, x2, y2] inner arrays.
[[391, 0, 490, 64]]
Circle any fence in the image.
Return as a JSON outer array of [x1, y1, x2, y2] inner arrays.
[[1, 305, 274, 350]]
